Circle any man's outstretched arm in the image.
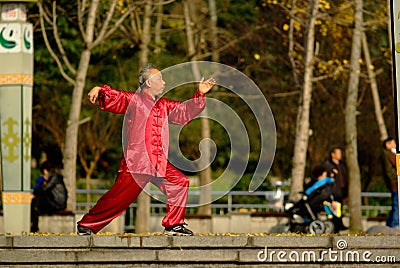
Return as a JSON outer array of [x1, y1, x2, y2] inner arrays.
[[87, 85, 135, 114], [167, 77, 216, 124]]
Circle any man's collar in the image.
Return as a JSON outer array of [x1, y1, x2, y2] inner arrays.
[[140, 90, 158, 101]]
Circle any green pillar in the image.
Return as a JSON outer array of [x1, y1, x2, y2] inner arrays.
[[0, 0, 36, 234]]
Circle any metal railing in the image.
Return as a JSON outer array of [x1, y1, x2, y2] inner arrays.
[[76, 189, 284, 215], [76, 189, 393, 221]]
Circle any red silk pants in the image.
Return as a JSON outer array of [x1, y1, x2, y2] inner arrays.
[[77, 163, 189, 233]]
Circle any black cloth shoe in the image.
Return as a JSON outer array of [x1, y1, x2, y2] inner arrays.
[[163, 224, 194, 236], [77, 225, 93, 236]]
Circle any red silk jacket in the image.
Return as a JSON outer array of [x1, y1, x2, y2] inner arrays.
[[98, 85, 206, 177]]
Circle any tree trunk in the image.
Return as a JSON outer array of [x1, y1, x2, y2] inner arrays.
[[183, 0, 212, 215], [289, 0, 320, 202], [64, 49, 93, 211], [345, 0, 363, 233], [208, 0, 219, 62], [387, 0, 392, 54], [362, 32, 388, 141], [194, 0, 219, 215], [197, 116, 212, 215], [154, 0, 163, 54], [138, 0, 152, 68], [63, 0, 100, 212], [135, 0, 153, 234], [85, 173, 91, 203]]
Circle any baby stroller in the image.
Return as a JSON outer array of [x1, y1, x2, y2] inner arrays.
[[285, 177, 342, 234]]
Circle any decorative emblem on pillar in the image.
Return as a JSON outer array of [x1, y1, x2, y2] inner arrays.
[[23, 117, 31, 161], [1, 117, 20, 162]]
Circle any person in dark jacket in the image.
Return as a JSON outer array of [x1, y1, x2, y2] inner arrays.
[[382, 137, 398, 228], [323, 147, 348, 202], [322, 147, 348, 231], [30, 160, 68, 233]]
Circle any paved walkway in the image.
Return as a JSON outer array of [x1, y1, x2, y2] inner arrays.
[[1, 232, 400, 267]]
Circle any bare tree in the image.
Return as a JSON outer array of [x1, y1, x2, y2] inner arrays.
[[183, 0, 213, 215], [135, 0, 153, 234], [154, 0, 164, 54], [289, 0, 320, 201], [362, 32, 388, 141], [345, 0, 363, 233], [208, 0, 219, 62], [38, 0, 136, 211]]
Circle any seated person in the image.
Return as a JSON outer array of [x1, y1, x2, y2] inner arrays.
[[31, 160, 68, 233]]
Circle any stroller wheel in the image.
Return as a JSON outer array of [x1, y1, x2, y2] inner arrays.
[[309, 220, 325, 234], [323, 220, 335, 234]]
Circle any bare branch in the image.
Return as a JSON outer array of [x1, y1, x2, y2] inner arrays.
[[288, 0, 301, 88], [208, 91, 265, 99], [79, 117, 91, 125], [91, 0, 118, 46], [363, 18, 388, 27], [135, 9, 142, 36], [271, 90, 301, 98], [198, 24, 269, 60], [38, 1, 75, 86], [52, 2, 76, 76], [130, 4, 140, 40], [90, 2, 143, 49], [117, 2, 141, 45], [77, 0, 87, 43], [118, 24, 140, 44], [311, 66, 343, 82], [84, 0, 100, 45], [81, 0, 88, 17], [154, 0, 175, 6], [41, 2, 53, 25]]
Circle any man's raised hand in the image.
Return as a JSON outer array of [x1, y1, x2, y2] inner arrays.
[[198, 77, 216, 94]]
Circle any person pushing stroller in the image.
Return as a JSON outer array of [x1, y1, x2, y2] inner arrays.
[[286, 165, 345, 234]]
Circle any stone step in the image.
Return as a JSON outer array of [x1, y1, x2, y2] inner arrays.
[[0, 234, 399, 267]]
